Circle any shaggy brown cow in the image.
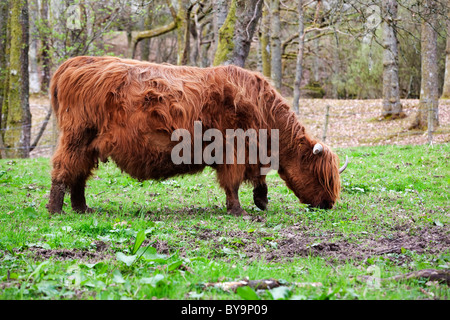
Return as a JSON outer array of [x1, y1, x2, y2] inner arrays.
[[47, 56, 348, 216]]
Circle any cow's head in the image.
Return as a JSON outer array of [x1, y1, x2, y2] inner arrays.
[[278, 142, 348, 209]]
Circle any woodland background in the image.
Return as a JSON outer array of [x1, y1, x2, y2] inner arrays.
[[0, 0, 449, 158]]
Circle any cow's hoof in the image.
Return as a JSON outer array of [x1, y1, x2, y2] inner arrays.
[[254, 197, 268, 210], [72, 206, 95, 214], [253, 184, 268, 210], [46, 203, 62, 214], [228, 207, 248, 217], [85, 207, 96, 214]]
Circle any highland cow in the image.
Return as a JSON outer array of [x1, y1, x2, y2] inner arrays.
[[47, 56, 347, 216]]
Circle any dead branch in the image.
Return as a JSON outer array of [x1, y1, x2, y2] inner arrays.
[[204, 279, 280, 291], [358, 269, 450, 286], [30, 105, 52, 152]]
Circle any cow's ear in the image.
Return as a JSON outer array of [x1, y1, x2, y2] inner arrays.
[[313, 143, 323, 155]]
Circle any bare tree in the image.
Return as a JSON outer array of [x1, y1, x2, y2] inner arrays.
[[29, 0, 40, 93], [411, 0, 439, 130], [270, 0, 281, 90], [0, 0, 8, 110], [259, 2, 271, 77], [213, 0, 236, 65], [211, 0, 229, 58], [311, 1, 322, 83], [231, 0, 263, 67], [381, 0, 403, 119], [139, 3, 154, 61], [39, 0, 51, 92], [214, 0, 263, 67], [129, 0, 192, 65], [292, 0, 305, 114], [2, 0, 31, 158], [188, 2, 213, 66], [0, 1, 8, 157], [442, 7, 450, 99]]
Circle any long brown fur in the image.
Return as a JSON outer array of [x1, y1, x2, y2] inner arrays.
[[47, 56, 342, 215]]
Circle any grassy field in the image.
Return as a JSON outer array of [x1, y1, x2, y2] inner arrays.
[[0, 143, 449, 300]]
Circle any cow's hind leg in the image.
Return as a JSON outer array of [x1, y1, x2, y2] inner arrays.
[[216, 165, 248, 217], [47, 131, 97, 214], [252, 176, 268, 210], [70, 174, 95, 213], [47, 179, 66, 214]]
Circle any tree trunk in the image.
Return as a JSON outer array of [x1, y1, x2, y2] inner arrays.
[[230, 0, 263, 67], [200, 21, 213, 67], [140, 37, 152, 62], [270, 0, 281, 89], [312, 37, 320, 82], [382, 0, 403, 119], [176, 0, 190, 65], [442, 8, 450, 99], [50, 0, 66, 63], [3, 0, 31, 158], [128, 0, 186, 63], [331, 30, 340, 99], [214, 0, 263, 67], [411, 0, 439, 130], [0, 1, 9, 158], [139, 20, 149, 61], [191, 4, 212, 67], [311, 1, 321, 83], [38, 0, 51, 93], [259, 4, 271, 77], [29, 0, 40, 93], [139, 3, 154, 61], [292, 0, 305, 114], [211, 0, 228, 61], [190, 9, 200, 66], [213, 0, 237, 65], [0, 0, 8, 110]]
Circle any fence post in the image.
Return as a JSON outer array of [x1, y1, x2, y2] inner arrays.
[[322, 105, 330, 142]]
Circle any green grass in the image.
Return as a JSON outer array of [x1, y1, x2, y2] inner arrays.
[[0, 144, 449, 300]]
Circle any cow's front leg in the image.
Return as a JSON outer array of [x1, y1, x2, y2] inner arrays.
[[47, 133, 97, 214], [224, 184, 248, 217], [252, 176, 268, 210], [70, 176, 95, 213], [47, 180, 66, 214]]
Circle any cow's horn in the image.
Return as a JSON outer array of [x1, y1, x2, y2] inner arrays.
[[313, 143, 323, 154], [339, 155, 349, 174]]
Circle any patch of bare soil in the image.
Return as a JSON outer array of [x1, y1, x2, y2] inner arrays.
[[270, 224, 450, 263], [173, 222, 450, 264], [27, 246, 114, 263], [152, 239, 172, 255]]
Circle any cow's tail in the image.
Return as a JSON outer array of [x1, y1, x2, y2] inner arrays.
[[50, 56, 85, 126], [49, 58, 71, 127], [50, 56, 100, 127], [49, 73, 60, 126]]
